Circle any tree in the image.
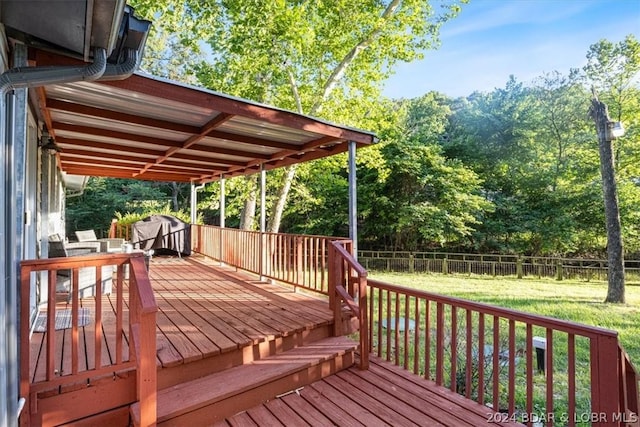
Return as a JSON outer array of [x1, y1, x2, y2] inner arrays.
[[589, 95, 625, 303], [131, 0, 468, 231], [65, 178, 171, 237], [368, 93, 492, 250], [584, 36, 640, 303]]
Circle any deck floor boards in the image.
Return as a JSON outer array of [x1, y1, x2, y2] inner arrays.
[[30, 255, 335, 381], [219, 356, 524, 427]]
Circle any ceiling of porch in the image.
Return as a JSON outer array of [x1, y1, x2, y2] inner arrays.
[[31, 49, 376, 184]]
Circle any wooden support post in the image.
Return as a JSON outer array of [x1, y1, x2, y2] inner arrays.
[[589, 335, 621, 427]]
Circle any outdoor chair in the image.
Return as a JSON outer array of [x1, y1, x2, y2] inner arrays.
[[75, 229, 125, 253], [48, 234, 113, 299]]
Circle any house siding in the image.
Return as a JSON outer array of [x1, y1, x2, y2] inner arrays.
[[1, 24, 11, 427]]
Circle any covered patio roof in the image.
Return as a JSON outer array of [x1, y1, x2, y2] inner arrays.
[[31, 49, 377, 184]]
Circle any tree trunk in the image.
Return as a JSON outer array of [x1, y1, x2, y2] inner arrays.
[[170, 182, 180, 211], [265, 1, 403, 233], [267, 164, 297, 233], [590, 95, 625, 303], [240, 177, 257, 230]]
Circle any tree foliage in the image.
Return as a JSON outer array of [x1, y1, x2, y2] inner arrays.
[[64, 20, 640, 265], [130, 0, 468, 232], [65, 178, 173, 237]]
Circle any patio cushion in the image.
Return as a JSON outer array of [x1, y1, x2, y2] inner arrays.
[[47, 235, 113, 298], [75, 230, 99, 241], [75, 229, 125, 253]]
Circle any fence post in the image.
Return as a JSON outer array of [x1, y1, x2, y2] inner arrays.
[[442, 257, 448, 275], [516, 256, 523, 279], [409, 253, 415, 274]]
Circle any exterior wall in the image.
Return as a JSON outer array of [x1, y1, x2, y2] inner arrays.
[[36, 153, 65, 306], [0, 33, 50, 427], [1, 25, 22, 427], [0, 21, 10, 427]]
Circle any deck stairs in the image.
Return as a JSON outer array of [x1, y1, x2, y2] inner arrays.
[[130, 335, 357, 426]]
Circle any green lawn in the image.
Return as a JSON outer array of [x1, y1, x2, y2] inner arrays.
[[369, 272, 640, 369]]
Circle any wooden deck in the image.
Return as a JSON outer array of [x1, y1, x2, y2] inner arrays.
[[147, 256, 334, 369], [28, 255, 522, 426], [216, 355, 522, 427], [29, 255, 335, 384]]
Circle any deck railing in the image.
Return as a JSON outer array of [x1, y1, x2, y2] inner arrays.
[[110, 218, 131, 241], [367, 278, 639, 426], [129, 222, 638, 424], [19, 253, 157, 426], [192, 224, 341, 295], [328, 240, 369, 370]]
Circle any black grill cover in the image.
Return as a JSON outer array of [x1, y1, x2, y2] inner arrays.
[[132, 215, 191, 256]]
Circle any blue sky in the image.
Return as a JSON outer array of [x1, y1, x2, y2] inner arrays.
[[382, 0, 640, 99]]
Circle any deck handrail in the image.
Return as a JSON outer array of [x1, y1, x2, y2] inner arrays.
[[128, 256, 158, 427], [19, 252, 157, 426], [328, 240, 369, 370], [367, 278, 639, 426]]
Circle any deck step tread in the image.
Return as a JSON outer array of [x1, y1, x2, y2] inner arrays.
[[131, 336, 356, 425]]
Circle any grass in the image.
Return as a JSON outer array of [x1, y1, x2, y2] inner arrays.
[[368, 272, 640, 368]]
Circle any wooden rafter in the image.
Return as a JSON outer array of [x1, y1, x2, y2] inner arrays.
[[32, 47, 375, 183]]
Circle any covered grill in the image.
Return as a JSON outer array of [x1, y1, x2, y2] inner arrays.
[[132, 214, 191, 256]]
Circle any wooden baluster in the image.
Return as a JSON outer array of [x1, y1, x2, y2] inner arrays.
[[359, 274, 369, 370], [546, 328, 554, 427], [414, 298, 421, 375], [508, 320, 516, 415], [71, 268, 79, 375], [567, 334, 576, 427], [377, 288, 382, 358], [436, 302, 444, 385], [45, 270, 56, 381], [385, 289, 391, 362], [403, 295, 410, 369], [478, 313, 485, 405], [450, 307, 458, 392], [493, 316, 500, 412], [425, 299, 431, 381], [394, 292, 400, 366], [94, 267, 103, 371], [465, 309, 473, 399], [116, 263, 124, 365], [526, 324, 533, 427]]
